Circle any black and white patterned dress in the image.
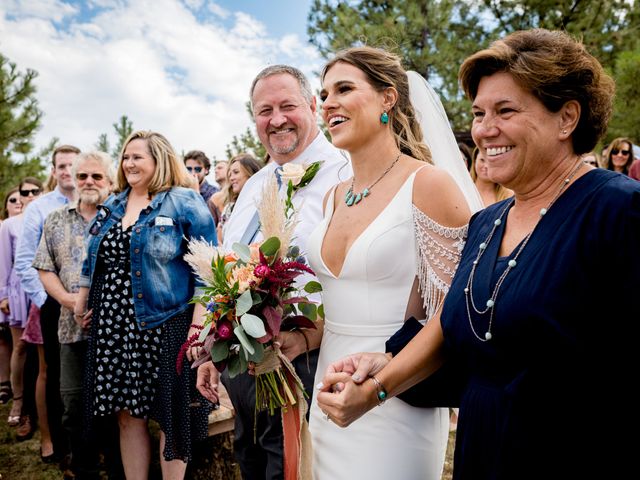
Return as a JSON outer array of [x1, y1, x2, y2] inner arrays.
[[83, 221, 211, 461], [91, 222, 161, 416]]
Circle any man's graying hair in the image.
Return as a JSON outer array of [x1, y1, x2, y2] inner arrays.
[[250, 65, 314, 106]]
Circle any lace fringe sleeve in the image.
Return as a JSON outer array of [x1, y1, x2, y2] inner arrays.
[[413, 205, 468, 321]]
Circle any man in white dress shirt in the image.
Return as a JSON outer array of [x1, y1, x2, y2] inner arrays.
[[196, 65, 349, 480]]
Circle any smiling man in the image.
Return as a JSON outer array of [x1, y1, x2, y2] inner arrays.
[[196, 65, 350, 480], [33, 151, 119, 478], [15, 144, 80, 456]]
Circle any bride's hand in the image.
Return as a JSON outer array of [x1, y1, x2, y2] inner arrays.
[[316, 374, 379, 428]]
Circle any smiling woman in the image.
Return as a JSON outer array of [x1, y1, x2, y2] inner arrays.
[[316, 29, 640, 480], [216, 153, 262, 243], [76, 131, 216, 479]]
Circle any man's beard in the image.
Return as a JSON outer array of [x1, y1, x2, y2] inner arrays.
[[269, 136, 299, 155], [79, 189, 104, 206]]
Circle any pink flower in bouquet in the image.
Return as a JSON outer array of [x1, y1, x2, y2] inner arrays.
[[230, 264, 260, 293], [254, 263, 271, 278], [216, 319, 233, 340]]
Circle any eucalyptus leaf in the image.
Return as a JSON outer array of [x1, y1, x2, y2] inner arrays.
[[236, 290, 253, 316], [247, 339, 265, 363], [318, 304, 325, 320], [241, 313, 267, 338], [234, 325, 255, 355], [228, 355, 242, 378], [251, 292, 263, 305], [232, 242, 252, 263], [299, 303, 317, 322], [198, 323, 212, 343], [304, 281, 323, 293], [260, 237, 281, 257], [239, 349, 249, 371], [210, 341, 230, 362], [224, 262, 235, 275]]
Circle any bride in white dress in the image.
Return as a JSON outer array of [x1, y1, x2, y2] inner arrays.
[[307, 47, 481, 479]]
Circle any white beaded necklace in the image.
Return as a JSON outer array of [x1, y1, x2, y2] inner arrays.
[[464, 160, 584, 342]]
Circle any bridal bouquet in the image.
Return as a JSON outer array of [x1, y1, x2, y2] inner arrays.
[[181, 162, 323, 416]]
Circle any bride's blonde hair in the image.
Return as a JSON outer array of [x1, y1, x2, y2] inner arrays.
[[322, 46, 432, 164]]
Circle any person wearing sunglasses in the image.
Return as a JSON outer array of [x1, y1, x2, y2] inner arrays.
[[183, 150, 218, 206], [33, 151, 121, 477], [0, 177, 45, 448], [0, 186, 22, 407], [2, 187, 22, 220], [605, 137, 635, 175]]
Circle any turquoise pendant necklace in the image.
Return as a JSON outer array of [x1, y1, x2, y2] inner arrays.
[[345, 152, 402, 206]]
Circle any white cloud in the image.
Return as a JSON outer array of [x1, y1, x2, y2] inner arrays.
[[0, 0, 321, 163], [2, 0, 78, 22], [207, 2, 230, 19]]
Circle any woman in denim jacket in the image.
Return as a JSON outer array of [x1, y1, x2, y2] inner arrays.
[[75, 131, 216, 479]]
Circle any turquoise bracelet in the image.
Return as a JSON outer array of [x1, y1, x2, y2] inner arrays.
[[371, 375, 387, 405]]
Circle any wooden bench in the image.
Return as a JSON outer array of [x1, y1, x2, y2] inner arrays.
[[207, 384, 235, 436]]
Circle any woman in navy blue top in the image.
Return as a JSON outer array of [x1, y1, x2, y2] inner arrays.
[[316, 29, 640, 479]]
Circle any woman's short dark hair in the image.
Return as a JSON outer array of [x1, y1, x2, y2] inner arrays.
[[19, 176, 44, 191], [459, 29, 615, 155]]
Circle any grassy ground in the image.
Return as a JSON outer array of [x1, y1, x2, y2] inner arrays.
[[0, 399, 454, 479], [0, 401, 61, 480]]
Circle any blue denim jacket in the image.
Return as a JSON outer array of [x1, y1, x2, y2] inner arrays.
[[80, 187, 217, 329]]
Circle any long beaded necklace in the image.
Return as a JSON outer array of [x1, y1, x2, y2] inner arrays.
[[345, 152, 402, 206], [464, 160, 584, 342]]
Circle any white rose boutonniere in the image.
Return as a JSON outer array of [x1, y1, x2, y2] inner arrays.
[[282, 161, 323, 216], [280, 163, 306, 186]]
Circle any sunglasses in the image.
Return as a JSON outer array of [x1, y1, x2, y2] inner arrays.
[[610, 149, 630, 155], [20, 188, 41, 197], [8, 197, 19, 204], [186, 166, 203, 173], [76, 172, 105, 181]]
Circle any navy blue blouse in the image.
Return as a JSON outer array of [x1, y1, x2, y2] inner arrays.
[[441, 169, 640, 479]]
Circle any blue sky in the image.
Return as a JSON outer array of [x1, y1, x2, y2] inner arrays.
[[0, 0, 320, 164]]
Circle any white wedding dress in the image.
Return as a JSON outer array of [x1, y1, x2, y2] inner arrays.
[[307, 169, 467, 480]]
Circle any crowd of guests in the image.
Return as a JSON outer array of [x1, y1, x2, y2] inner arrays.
[[0, 27, 639, 480]]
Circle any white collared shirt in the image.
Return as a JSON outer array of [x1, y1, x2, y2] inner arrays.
[[223, 133, 351, 255]]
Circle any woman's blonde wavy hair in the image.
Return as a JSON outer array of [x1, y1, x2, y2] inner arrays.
[[115, 130, 192, 196], [322, 46, 432, 164]]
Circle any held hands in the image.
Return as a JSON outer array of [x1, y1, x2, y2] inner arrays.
[[63, 292, 79, 311], [196, 361, 220, 403], [316, 352, 391, 428], [73, 297, 92, 329]]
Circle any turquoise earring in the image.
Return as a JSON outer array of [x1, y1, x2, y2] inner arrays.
[[380, 111, 389, 124]]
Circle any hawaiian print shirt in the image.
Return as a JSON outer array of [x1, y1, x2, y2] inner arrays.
[[32, 202, 90, 344]]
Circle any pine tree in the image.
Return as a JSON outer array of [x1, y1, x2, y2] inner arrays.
[[112, 115, 134, 158], [307, 0, 640, 130], [95, 133, 110, 154], [0, 52, 48, 201]]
